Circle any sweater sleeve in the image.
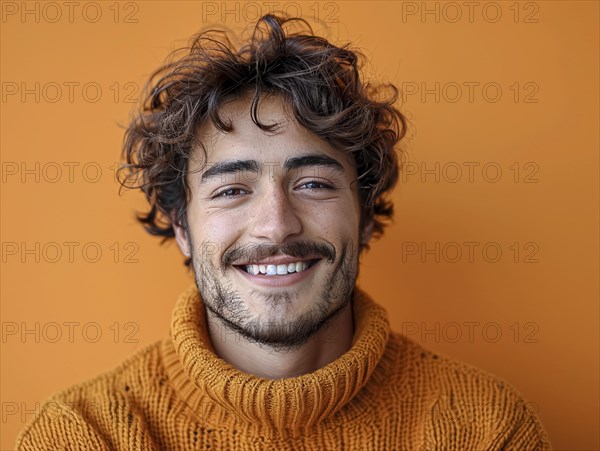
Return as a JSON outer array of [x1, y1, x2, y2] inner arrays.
[[499, 400, 553, 451], [419, 366, 553, 451], [15, 399, 112, 451]]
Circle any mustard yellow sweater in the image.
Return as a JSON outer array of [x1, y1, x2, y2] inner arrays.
[[16, 285, 551, 450]]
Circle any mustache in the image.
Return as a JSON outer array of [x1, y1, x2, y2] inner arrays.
[[222, 240, 336, 267]]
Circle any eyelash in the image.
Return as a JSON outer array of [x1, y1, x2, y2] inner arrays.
[[212, 187, 248, 199], [298, 181, 336, 191], [211, 181, 336, 199]]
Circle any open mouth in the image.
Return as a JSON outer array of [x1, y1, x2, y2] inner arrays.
[[234, 258, 321, 276]]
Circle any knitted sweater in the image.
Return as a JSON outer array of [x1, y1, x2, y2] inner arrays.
[[16, 284, 552, 450]]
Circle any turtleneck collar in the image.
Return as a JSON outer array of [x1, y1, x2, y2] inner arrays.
[[161, 284, 390, 436]]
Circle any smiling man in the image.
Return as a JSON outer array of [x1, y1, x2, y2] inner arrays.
[[174, 93, 362, 379], [16, 14, 551, 451]]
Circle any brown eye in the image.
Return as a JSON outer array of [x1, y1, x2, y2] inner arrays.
[[297, 181, 336, 191], [212, 187, 248, 199]]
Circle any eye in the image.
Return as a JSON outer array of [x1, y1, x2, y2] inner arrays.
[[296, 180, 336, 191], [212, 187, 248, 199]]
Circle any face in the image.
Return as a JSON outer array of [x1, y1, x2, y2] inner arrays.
[[174, 94, 365, 349]]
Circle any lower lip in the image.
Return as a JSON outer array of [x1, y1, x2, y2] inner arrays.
[[233, 260, 320, 288]]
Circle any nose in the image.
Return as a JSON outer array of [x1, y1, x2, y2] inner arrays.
[[249, 185, 303, 244]]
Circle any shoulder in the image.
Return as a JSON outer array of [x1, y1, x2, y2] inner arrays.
[[384, 331, 553, 450], [15, 340, 166, 451]]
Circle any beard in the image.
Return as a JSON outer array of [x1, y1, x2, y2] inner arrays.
[[188, 237, 358, 350]]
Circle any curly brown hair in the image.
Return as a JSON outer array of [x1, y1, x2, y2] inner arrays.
[[118, 14, 407, 268]]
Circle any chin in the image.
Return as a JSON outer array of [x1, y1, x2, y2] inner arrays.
[[244, 288, 310, 318]]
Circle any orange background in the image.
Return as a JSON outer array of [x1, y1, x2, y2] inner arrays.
[[1, 1, 598, 449]]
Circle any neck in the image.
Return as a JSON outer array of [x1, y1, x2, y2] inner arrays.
[[205, 302, 355, 379]]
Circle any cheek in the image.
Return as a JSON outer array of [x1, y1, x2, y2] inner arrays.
[[187, 207, 245, 258], [303, 202, 360, 239]]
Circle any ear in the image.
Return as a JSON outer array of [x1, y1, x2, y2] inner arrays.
[[171, 210, 191, 257], [360, 220, 374, 247]]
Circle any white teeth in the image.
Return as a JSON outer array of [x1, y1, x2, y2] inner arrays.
[[276, 264, 287, 275], [245, 265, 260, 275], [244, 260, 312, 275]]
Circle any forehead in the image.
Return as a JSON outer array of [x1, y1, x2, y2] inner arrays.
[[192, 94, 356, 172]]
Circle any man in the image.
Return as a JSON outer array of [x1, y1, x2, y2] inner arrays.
[[16, 14, 551, 450]]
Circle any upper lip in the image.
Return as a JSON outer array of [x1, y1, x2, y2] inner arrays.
[[233, 255, 321, 266]]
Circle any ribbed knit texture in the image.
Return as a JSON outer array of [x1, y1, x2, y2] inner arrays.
[[16, 284, 552, 450]]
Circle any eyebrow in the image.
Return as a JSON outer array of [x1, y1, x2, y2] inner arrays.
[[200, 160, 261, 184], [283, 154, 344, 174], [199, 154, 345, 183]]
